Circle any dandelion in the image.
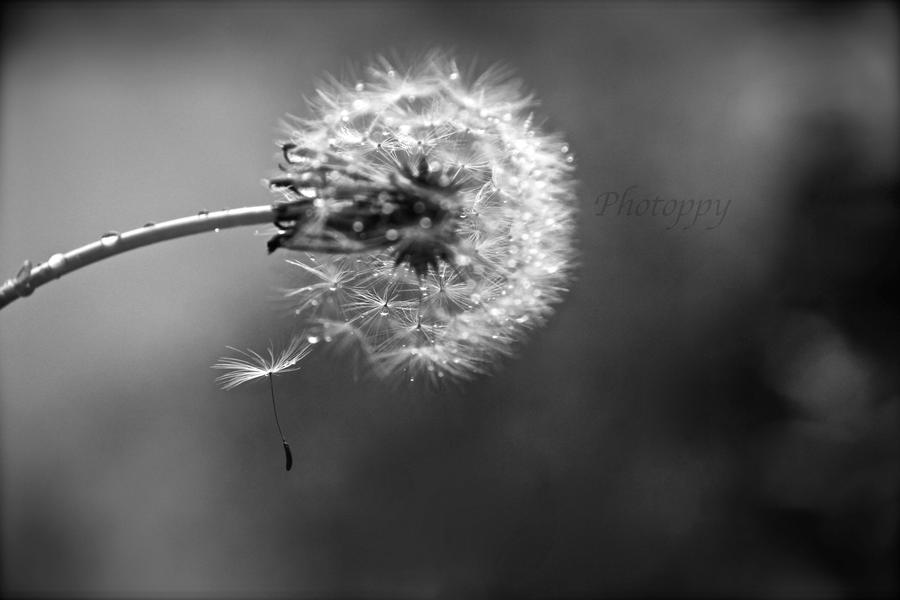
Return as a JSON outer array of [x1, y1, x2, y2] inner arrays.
[[267, 51, 577, 382], [0, 51, 576, 385], [0, 52, 574, 475]]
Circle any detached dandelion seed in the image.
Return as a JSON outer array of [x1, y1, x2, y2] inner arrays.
[[212, 336, 311, 470]]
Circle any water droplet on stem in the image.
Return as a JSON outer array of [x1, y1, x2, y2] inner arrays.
[[48, 253, 66, 270], [99, 232, 120, 247]]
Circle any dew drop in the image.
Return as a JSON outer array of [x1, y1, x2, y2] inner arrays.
[[566, 155, 574, 164], [99, 232, 120, 247], [409, 377, 415, 382], [385, 228, 399, 241], [355, 82, 365, 91], [449, 72, 460, 81], [560, 144, 569, 153], [307, 335, 320, 344], [214, 228, 221, 233], [352, 221, 365, 233], [48, 253, 66, 270]]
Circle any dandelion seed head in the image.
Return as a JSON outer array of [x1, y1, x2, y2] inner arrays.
[[266, 51, 576, 381]]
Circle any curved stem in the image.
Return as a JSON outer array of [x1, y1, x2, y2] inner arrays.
[[0, 205, 276, 310]]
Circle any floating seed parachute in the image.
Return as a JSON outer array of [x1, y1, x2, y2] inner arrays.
[[226, 52, 577, 384]]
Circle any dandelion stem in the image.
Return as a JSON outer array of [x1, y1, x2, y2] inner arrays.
[[0, 205, 277, 310]]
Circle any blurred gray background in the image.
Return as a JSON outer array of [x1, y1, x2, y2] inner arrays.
[[1, 2, 897, 597]]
